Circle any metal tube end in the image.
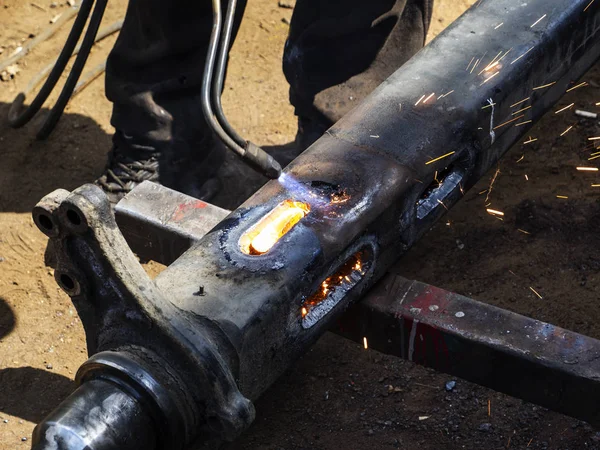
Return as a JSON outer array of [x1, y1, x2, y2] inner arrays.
[[31, 379, 157, 450], [244, 142, 282, 179]]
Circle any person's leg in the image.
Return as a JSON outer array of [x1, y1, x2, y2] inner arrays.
[[283, 0, 433, 149], [98, 0, 246, 202]]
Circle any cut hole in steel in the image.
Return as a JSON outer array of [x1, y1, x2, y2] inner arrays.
[[301, 249, 372, 329], [416, 164, 464, 220], [38, 214, 53, 231], [59, 274, 75, 291], [66, 209, 82, 226], [240, 200, 310, 255]]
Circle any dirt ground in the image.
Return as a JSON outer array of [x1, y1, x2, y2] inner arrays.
[[1, 0, 600, 449]]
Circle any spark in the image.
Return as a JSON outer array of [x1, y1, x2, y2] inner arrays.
[[494, 114, 525, 130], [529, 287, 543, 299], [488, 399, 491, 417], [495, 22, 504, 29], [566, 81, 588, 92], [592, 184, 600, 187], [363, 337, 368, 349], [470, 58, 480, 74], [533, 81, 556, 90], [480, 51, 503, 73], [415, 94, 426, 106], [516, 155, 524, 162], [525, 174, 529, 180], [523, 137, 538, 144], [518, 229, 531, 235], [437, 199, 449, 211], [584, 0, 595, 12], [478, 189, 488, 195], [530, 14, 547, 28], [511, 47, 534, 65], [588, 137, 600, 141], [497, 48, 513, 63], [482, 102, 496, 109], [591, 151, 600, 156], [439, 90, 454, 99], [370, 134, 380, 138], [480, 71, 499, 86], [485, 167, 501, 203], [589, 154, 600, 161], [527, 438, 533, 447], [466, 56, 475, 71], [511, 97, 530, 108], [423, 92, 436, 103], [515, 120, 532, 127], [555, 103, 574, 114], [577, 167, 599, 171], [560, 126, 573, 136], [512, 105, 531, 115], [425, 151, 455, 165], [556, 195, 568, 199], [486, 208, 504, 216], [301, 307, 308, 317]]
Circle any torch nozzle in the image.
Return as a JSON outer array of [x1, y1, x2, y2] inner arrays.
[[244, 141, 282, 179]]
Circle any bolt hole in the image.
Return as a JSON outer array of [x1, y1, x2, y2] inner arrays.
[[66, 209, 82, 226], [60, 274, 75, 291], [38, 214, 53, 231]]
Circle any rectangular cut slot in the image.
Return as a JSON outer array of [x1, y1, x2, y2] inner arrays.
[[301, 250, 369, 329], [240, 200, 310, 255]]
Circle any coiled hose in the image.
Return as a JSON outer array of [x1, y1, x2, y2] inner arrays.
[[7, 0, 109, 139]]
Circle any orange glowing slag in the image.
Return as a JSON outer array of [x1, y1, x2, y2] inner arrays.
[[301, 251, 366, 319], [240, 200, 310, 255]]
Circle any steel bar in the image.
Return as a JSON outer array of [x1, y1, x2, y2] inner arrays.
[[115, 181, 229, 265], [335, 274, 600, 428]]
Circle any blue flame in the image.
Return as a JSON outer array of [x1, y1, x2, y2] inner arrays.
[[277, 172, 329, 207]]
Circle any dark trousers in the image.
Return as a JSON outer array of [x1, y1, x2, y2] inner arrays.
[[105, 0, 433, 186]]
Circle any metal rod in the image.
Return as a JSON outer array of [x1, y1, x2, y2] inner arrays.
[[202, 0, 247, 157], [212, 0, 247, 148]]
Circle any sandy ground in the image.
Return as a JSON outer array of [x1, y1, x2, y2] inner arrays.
[[1, 0, 600, 449]]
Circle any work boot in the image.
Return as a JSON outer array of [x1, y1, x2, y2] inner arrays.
[[94, 145, 160, 205], [94, 131, 225, 205]]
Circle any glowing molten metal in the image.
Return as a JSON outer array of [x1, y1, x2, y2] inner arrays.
[[240, 200, 310, 255]]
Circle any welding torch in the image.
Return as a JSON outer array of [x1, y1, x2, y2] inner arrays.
[[202, 0, 282, 179]]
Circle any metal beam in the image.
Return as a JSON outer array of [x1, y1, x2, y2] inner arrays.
[[117, 182, 600, 426], [335, 275, 600, 427]]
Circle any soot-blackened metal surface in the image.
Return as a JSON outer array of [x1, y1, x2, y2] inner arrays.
[[335, 274, 600, 427]]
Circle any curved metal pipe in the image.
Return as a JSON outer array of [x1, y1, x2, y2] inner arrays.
[[201, 0, 246, 156]]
